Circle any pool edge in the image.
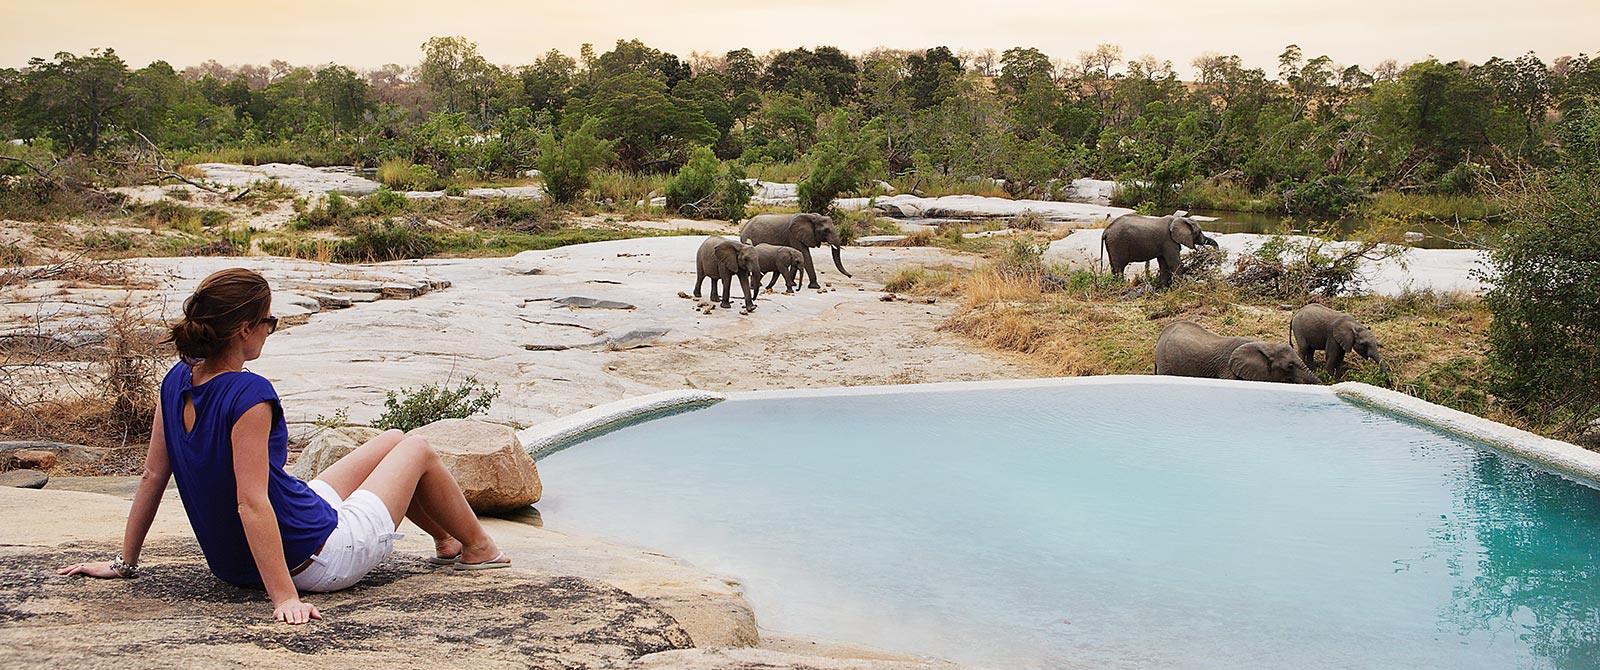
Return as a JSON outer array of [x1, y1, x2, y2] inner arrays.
[[519, 390, 726, 460], [1332, 381, 1600, 489]]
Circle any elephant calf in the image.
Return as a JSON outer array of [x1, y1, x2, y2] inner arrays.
[[694, 236, 759, 311], [752, 244, 804, 295], [1290, 304, 1387, 378], [1154, 320, 1322, 384], [1101, 211, 1220, 288]]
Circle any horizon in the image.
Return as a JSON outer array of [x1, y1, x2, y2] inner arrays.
[[3, 0, 1595, 77]]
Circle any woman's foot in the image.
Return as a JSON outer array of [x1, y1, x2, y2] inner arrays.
[[458, 539, 509, 569], [428, 536, 464, 564]]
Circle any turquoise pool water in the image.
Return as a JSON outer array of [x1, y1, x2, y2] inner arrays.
[[535, 380, 1600, 669]]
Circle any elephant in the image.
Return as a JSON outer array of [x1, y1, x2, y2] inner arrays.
[[1290, 303, 1387, 378], [738, 212, 851, 289], [751, 243, 804, 295], [1153, 320, 1322, 384], [1100, 211, 1220, 288], [693, 236, 760, 311]]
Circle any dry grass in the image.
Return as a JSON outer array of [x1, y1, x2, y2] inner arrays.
[[0, 297, 170, 474], [939, 261, 1509, 427]]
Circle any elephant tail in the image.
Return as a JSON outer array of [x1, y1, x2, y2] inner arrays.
[[1098, 230, 1106, 273]]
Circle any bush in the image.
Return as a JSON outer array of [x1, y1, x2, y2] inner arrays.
[[1483, 106, 1600, 437], [338, 220, 436, 261], [665, 146, 719, 213], [360, 186, 410, 216], [1274, 175, 1369, 216], [292, 192, 356, 229], [665, 150, 754, 221], [1227, 225, 1401, 298], [376, 159, 445, 191], [536, 120, 617, 204], [371, 376, 500, 432], [796, 111, 883, 214]]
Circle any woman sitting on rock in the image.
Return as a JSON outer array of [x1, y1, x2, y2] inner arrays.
[[58, 268, 509, 624]]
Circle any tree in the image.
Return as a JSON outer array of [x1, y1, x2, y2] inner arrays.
[[536, 119, 617, 203], [1483, 104, 1600, 437], [904, 47, 963, 110], [419, 36, 497, 124], [586, 71, 717, 170], [312, 65, 372, 128], [762, 46, 859, 106], [517, 49, 576, 116], [998, 47, 1054, 97], [19, 49, 130, 153], [796, 110, 883, 213]]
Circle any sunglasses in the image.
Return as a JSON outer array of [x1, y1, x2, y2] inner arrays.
[[259, 316, 279, 334]]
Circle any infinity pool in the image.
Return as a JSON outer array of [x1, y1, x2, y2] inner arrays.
[[535, 380, 1600, 669]]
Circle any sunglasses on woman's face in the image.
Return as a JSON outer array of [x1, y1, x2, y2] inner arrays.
[[260, 316, 278, 334]]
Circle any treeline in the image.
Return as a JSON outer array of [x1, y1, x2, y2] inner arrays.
[[3, 39, 1599, 214]]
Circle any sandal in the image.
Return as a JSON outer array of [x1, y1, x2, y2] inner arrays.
[[426, 552, 461, 566], [454, 551, 511, 571]]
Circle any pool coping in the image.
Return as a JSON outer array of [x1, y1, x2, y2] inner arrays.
[[1331, 381, 1600, 489], [521, 376, 1600, 489], [518, 389, 727, 460]]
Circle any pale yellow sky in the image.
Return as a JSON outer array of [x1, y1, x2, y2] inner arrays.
[[1, 0, 1593, 76]]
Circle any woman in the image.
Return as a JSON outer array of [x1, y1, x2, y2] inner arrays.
[[58, 268, 509, 624]]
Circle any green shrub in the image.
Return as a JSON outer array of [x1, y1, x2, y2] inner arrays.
[[536, 120, 617, 204], [292, 192, 356, 229], [360, 187, 410, 216], [371, 376, 500, 432], [377, 158, 444, 191], [665, 146, 719, 213], [1274, 176, 1369, 216], [339, 220, 436, 261], [1483, 106, 1600, 437], [796, 111, 883, 214]]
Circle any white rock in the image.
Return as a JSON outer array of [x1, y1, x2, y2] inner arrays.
[[194, 163, 382, 196]]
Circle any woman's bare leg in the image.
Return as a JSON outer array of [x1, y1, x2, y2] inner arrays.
[[313, 429, 461, 558], [357, 435, 502, 564]]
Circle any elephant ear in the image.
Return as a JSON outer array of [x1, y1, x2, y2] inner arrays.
[[715, 242, 738, 272], [1168, 217, 1199, 249], [1334, 321, 1358, 352], [790, 214, 819, 248], [1227, 342, 1271, 382]]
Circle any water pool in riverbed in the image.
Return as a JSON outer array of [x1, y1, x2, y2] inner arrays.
[[534, 380, 1600, 669]]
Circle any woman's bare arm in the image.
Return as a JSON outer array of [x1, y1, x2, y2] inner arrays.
[[233, 401, 320, 624], [58, 403, 171, 579]]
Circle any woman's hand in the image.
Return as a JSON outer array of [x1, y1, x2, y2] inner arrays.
[[56, 561, 124, 579], [273, 597, 322, 625]]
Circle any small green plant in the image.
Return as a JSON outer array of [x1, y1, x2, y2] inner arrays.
[[371, 377, 500, 432], [360, 187, 410, 216], [292, 192, 356, 229], [377, 158, 445, 191], [313, 408, 348, 429]]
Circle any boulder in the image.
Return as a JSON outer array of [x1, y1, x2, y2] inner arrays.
[[0, 469, 48, 489], [408, 419, 542, 513], [0, 441, 103, 467], [3, 449, 57, 471], [289, 426, 383, 480]]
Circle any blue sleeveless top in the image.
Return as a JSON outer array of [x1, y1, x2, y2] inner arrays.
[[159, 361, 337, 586]]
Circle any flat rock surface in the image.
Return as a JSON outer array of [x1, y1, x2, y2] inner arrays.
[[1, 539, 693, 669]]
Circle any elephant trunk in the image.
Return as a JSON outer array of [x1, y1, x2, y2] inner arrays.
[[1295, 365, 1323, 385], [831, 245, 852, 278], [1198, 233, 1220, 248]]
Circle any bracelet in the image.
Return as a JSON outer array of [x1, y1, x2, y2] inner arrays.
[[110, 554, 138, 579]]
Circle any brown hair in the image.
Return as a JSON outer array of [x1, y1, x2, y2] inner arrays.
[[167, 268, 272, 363]]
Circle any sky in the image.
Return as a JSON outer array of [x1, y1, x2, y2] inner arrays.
[[2, 0, 1595, 77]]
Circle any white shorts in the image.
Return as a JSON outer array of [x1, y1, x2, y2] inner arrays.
[[292, 479, 404, 593]]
